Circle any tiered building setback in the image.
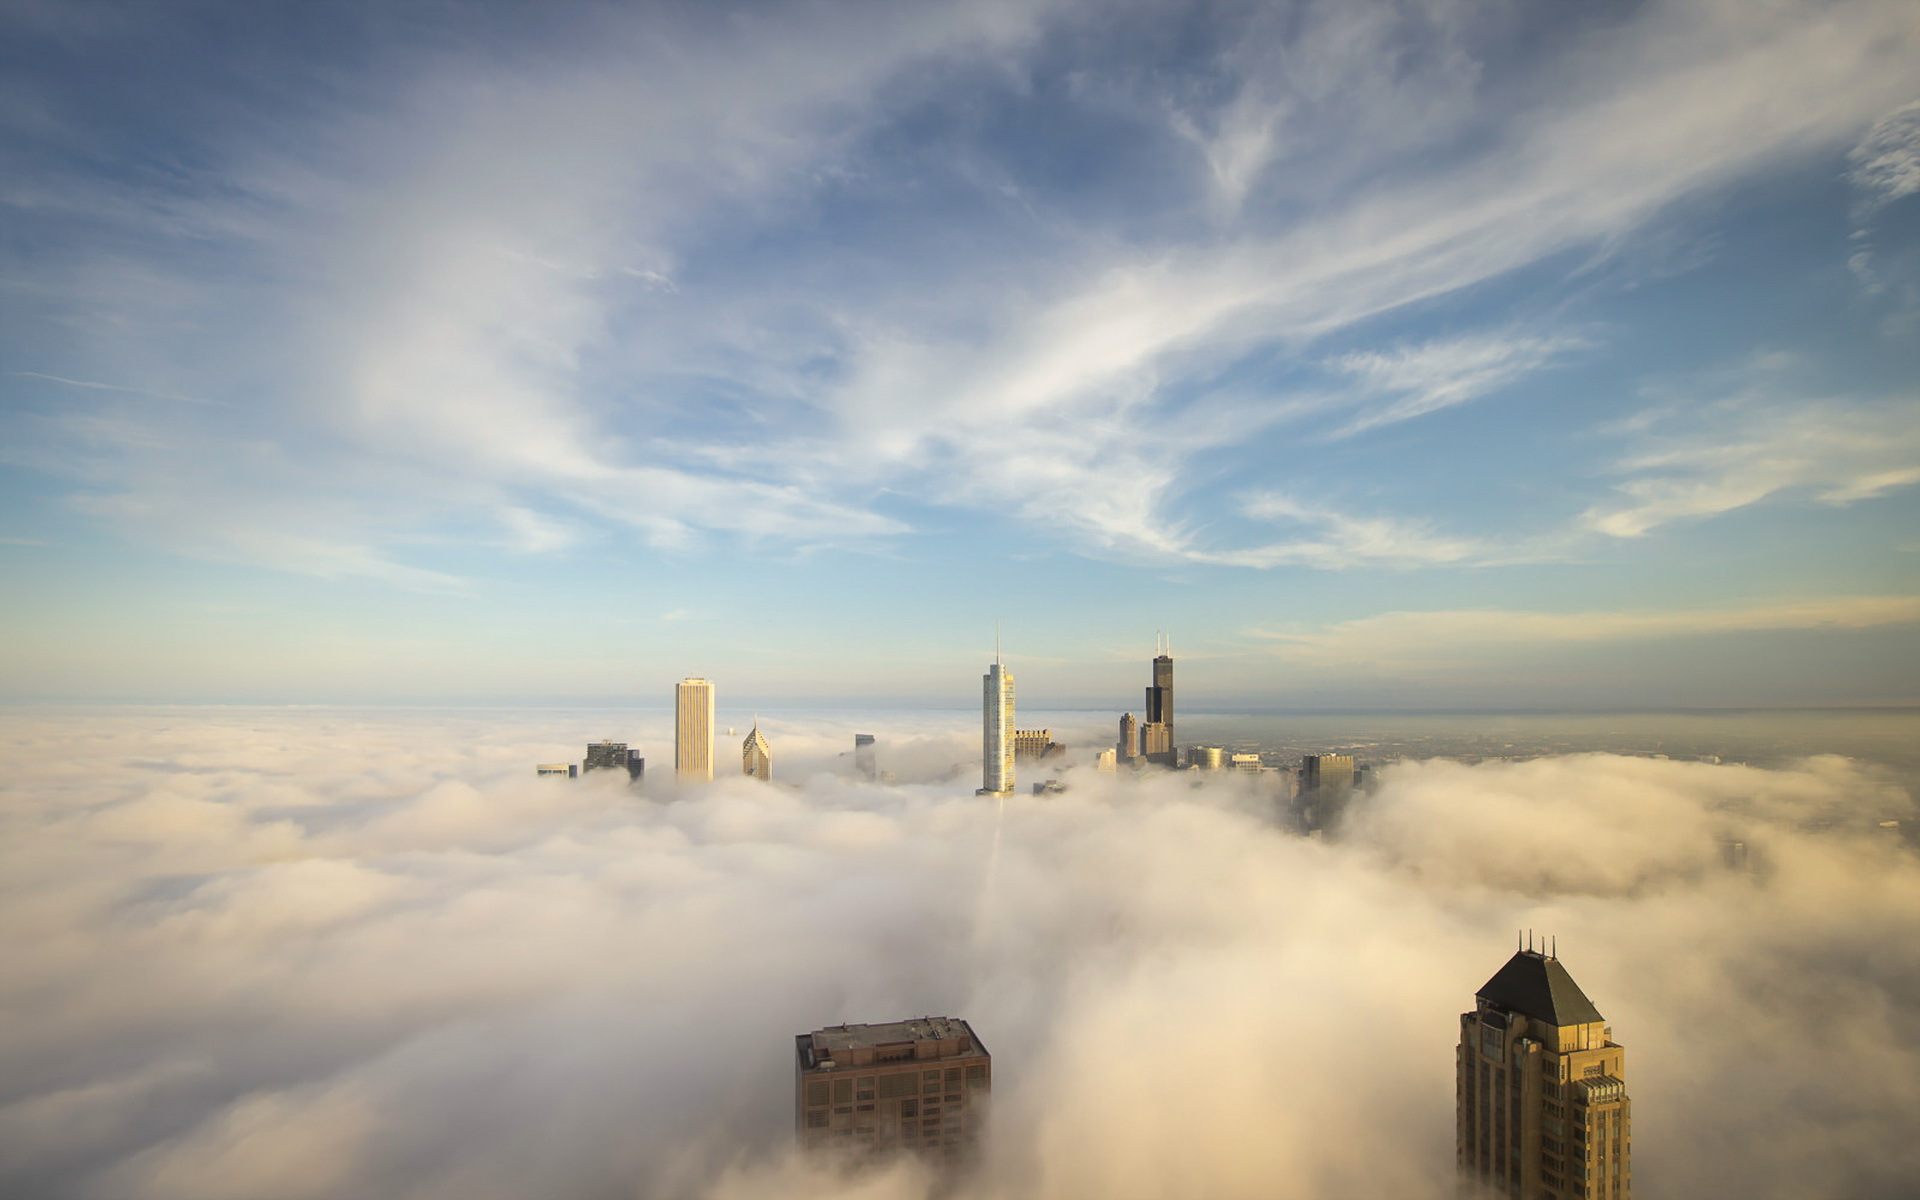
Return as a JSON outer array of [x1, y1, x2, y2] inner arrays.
[[795, 1017, 991, 1165], [1458, 948, 1631, 1200]]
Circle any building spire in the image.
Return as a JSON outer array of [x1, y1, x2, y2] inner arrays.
[[995, 620, 1001, 665]]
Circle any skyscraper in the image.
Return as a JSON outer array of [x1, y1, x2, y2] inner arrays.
[[1294, 752, 1357, 833], [795, 1016, 990, 1165], [1117, 712, 1140, 761], [676, 678, 715, 781], [1458, 946, 1631, 1200], [584, 740, 630, 774], [980, 647, 1014, 797], [1142, 637, 1175, 766], [854, 734, 877, 781], [743, 721, 771, 781]]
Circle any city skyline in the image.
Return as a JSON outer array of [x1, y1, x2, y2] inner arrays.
[[0, 1, 1916, 709]]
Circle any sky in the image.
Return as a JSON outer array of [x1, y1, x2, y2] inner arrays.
[[2, 707, 1917, 1199], [2, 0, 1919, 706]]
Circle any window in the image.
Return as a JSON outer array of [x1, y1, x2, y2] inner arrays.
[[856, 1090, 874, 1102], [856, 1104, 874, 1112], [924, 1070, 941, 1079], [965, 1065, 988, 1086], [945, 1094, 962, 1103], [878, 1074, 916, 1100], [806, 1082, 829, 1107], [833, 1106, 852, 1115], [901, 1100, 917, 1117], [946, 1067, 962, 1085], [806, 1111, 828, 1129], [833, 1080, 853, 1103]]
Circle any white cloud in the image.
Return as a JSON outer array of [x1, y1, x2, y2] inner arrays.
[[1215, 494, 1493, 569], [1848, 99, 1920, 215], [1, 709, 1917, 1198], [1319, 331, 1586, 438], [1583, 396, 1920, 537]]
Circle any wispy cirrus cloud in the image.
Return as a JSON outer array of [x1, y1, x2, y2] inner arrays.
[[1319, 331, 1588, 438], [1583, 396, 1920, 538]]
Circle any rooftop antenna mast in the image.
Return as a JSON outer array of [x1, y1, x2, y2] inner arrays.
[[995, 620, 1001, 666]]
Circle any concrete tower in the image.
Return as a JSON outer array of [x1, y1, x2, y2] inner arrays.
[[1118, 712, 1140, 761], [980, 632, 1014, 797], [743, 720, 771, 781], [1458, 946, 1631, 1200], [676, 678, 715, 781]]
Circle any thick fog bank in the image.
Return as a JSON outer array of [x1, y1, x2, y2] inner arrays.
[[1, 710, 1916, 1199]]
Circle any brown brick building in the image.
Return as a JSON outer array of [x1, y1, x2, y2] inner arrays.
[[1459, 949, 1631, 1199], [795, 1017, 990, 1165]]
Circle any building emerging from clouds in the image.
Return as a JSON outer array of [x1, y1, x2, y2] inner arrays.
[[795, 1017, 990, 1166], [854, 733, 877, 781], [743, 721, 771, 781], [1142, 639, 1175, 766], [1117, 712, 1140, 763], [675, 679, 714, 781], [1459, 948, 1631, 1200], [980, 653, 1014, 796]]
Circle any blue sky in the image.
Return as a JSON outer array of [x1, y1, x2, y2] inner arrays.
[[1, 0, 1917, 707]]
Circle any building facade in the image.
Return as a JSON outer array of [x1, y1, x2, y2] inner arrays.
[[743, 722, 771, 780], [676, 678, 715, 781], [795, 1017, 990, 1167], [980, 658, 1014, 796], [1295, 752, 1357, 832], [1142, 642, 1175, 765], [535, 763, 577, 778], [1013, 729, 1060, 761], [1190, 745, 1224, 770], [1458, 948, 1631, 1200], [584, 741, 629, 774], [1117, 712, 1140, 761], [854, 734, 877, 781]]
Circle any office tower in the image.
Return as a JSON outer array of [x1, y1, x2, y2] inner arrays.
[[1013, 729, 1059, 761], [854, 734, 878, 781], [1191, 745, 1224, 770], [676, 678, 715, 781], [1295, 752, 1358, 833], [1458, 946, 1631, 1200], [626, 750, 645, 783], [743, 721, 771, 781], [584, 741, 630, 774], [980, 650, 1015, 796], [1095, 747, 1117, 772], [1142, 637, 1175, 766], [795, 1017, 990, 1165], [1118, 712, 1140, 761], [535, 763, 577, 778], [1230, 753, 1262, 774]]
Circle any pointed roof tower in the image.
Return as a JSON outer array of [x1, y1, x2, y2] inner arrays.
[[1476, 948, 1606, 1026]]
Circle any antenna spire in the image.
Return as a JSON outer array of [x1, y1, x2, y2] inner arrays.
[[995, 621, 1001, 666]]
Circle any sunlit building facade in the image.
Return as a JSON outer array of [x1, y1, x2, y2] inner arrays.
[[743, 721, 771, 780], [676, 678, 714, 781], [1458, 948, 1631, 1200], [795, 1016, 990, 1166], [980, 658, 1014, 796], [1142, 642, 1174, 766]]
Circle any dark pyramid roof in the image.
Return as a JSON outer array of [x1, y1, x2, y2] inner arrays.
[[1477, 950, 1606, 1026]]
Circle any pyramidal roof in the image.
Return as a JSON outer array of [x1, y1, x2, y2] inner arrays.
[[1477, 950, 1606, 1026]]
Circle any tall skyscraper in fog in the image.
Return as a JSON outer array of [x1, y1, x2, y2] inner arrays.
[[980, 646, 1014, 796], [1117, 712, 1140, 761], [1458, 947, 1631, 1200], [743, 720, 771, 781], [854, 734, 877, 781], [795, 1016, 990, 1164], [676, 678, 715, 781], [1141, 637, 1175, 765]]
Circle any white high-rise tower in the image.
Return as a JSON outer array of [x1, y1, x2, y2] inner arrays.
[[743, 719, 771, 781], [979, 631, 1014, 796], [676, 678, 715, 781]]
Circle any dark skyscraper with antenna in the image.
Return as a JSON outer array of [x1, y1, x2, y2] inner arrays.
[[1142, 636, 1175, 766]]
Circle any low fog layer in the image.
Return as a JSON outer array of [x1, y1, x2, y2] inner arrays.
[[2, 709, 1916, 1200]]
